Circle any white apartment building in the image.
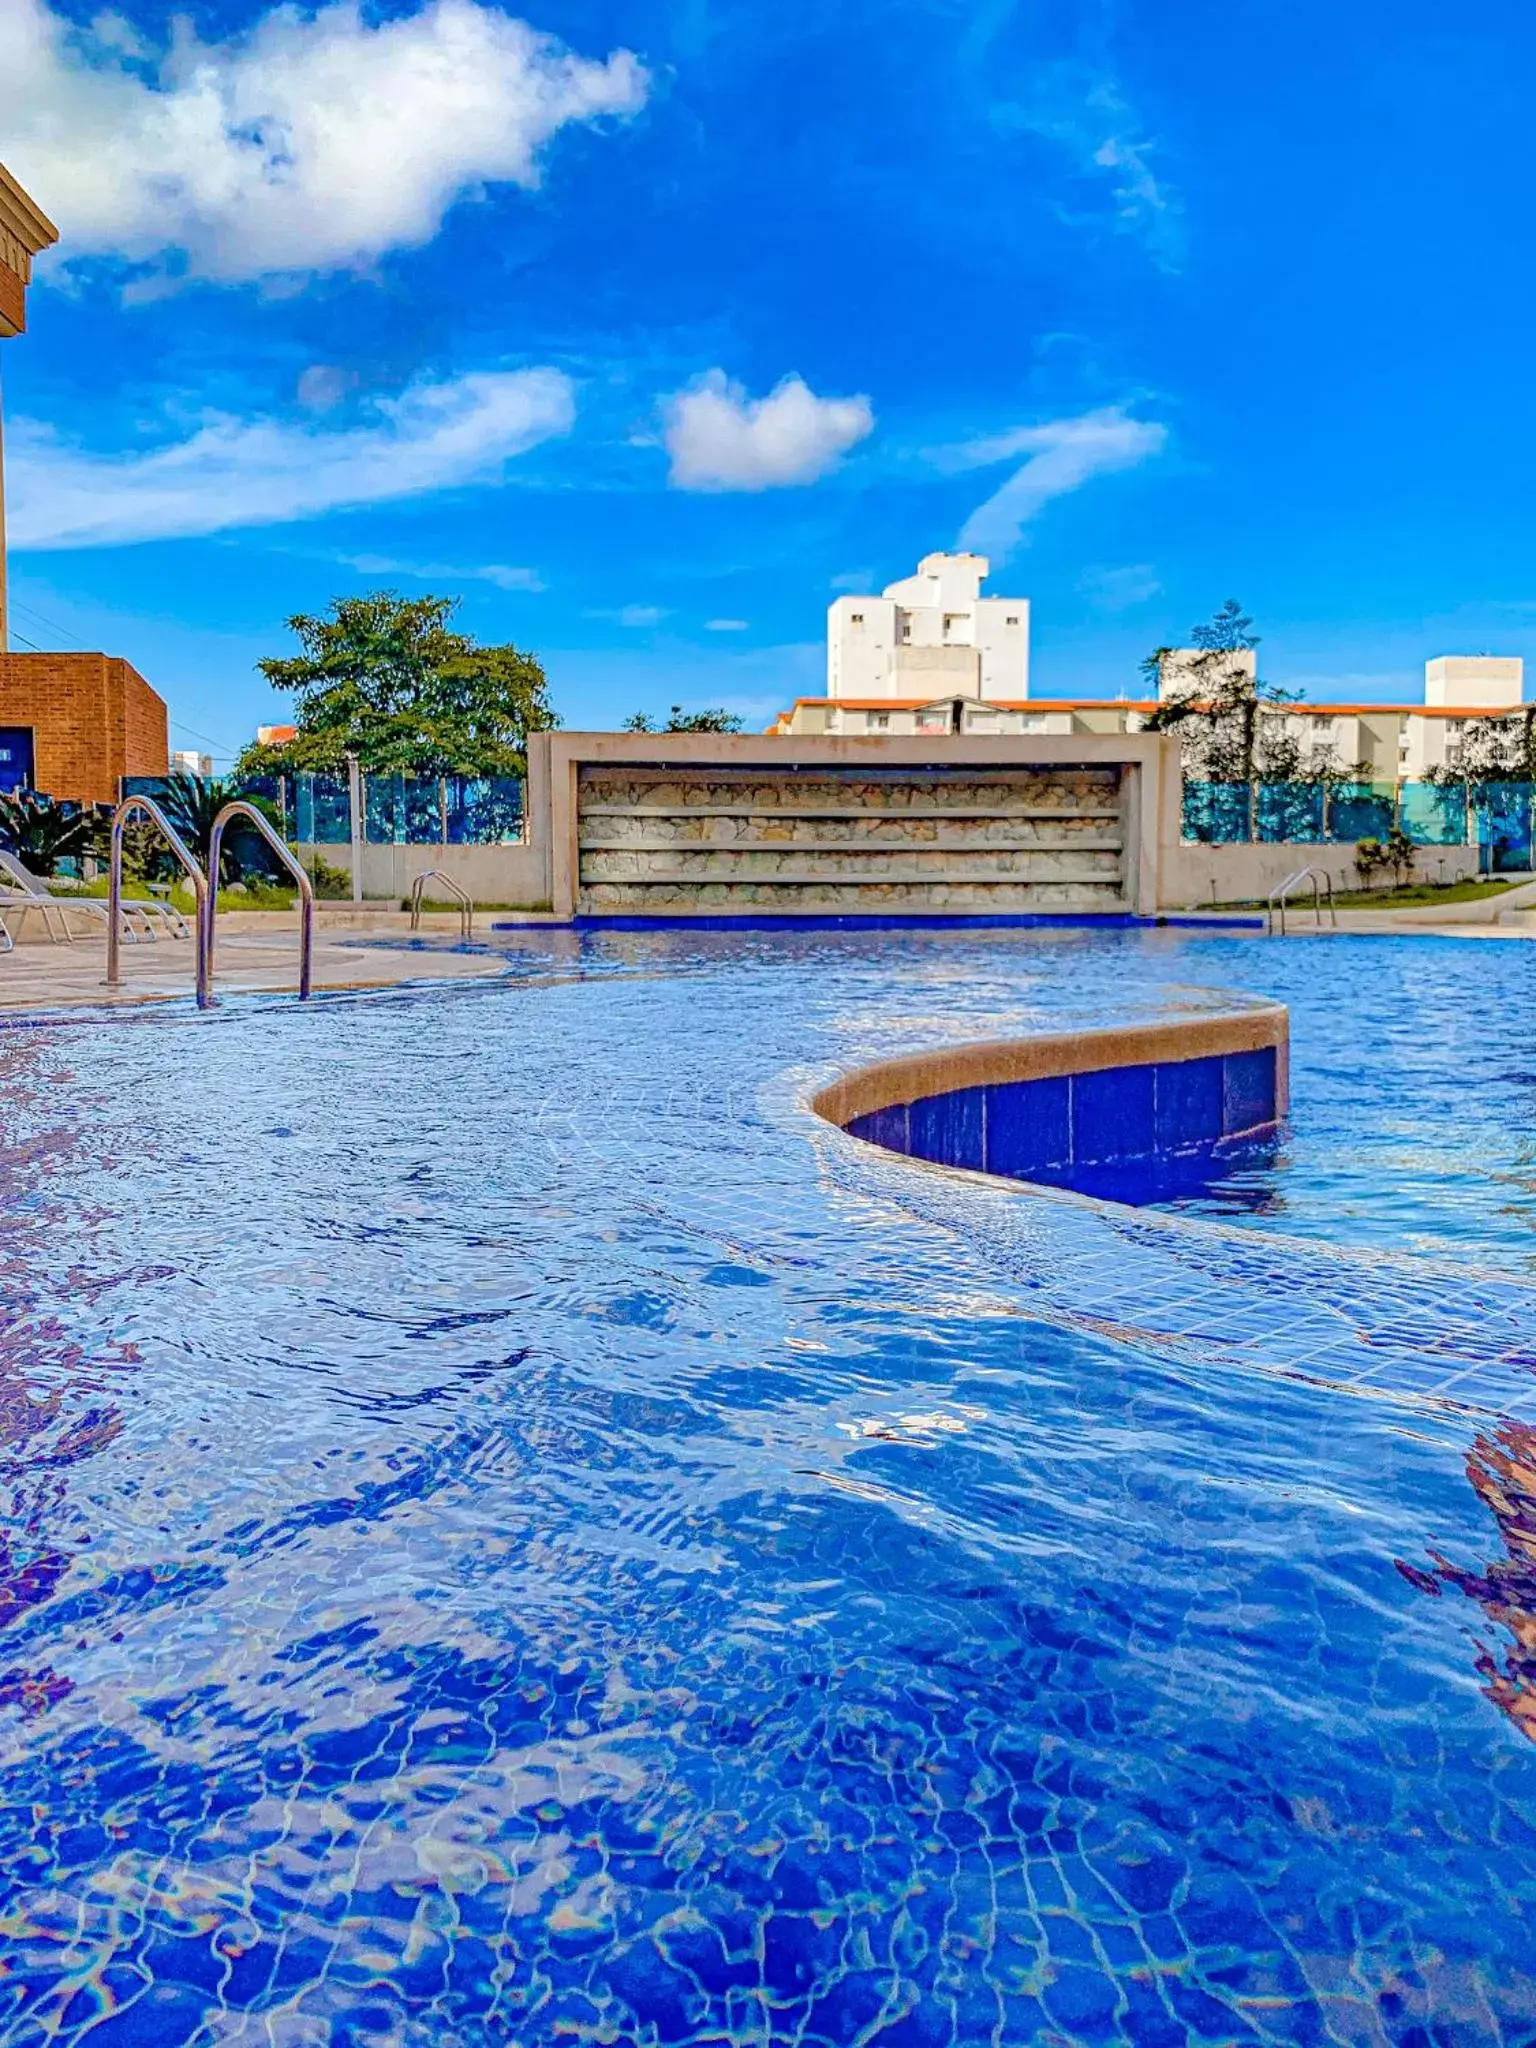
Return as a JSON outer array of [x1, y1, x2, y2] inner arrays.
[[827, 553, 1030, 705], [1398, 657, 1526, 778], [778, 622, 1530, 779]]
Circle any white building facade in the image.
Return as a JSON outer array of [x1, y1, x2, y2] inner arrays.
[[827, 553, 1030, 704]]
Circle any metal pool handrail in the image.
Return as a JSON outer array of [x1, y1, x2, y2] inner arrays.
[[409, 868, 473, 940], [1267, 865, 1337, 937], [206, 801, 315, 1001], [108, 795, 211, 1005]]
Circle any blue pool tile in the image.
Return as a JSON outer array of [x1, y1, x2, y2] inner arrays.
[[1222, 1048, 1278, 1137], [1153, 1055, 1226, 1154], [908, 1085, 986, 1169], [1071, 1064, 1156, 1165], [983, 1076, 1072, 1179], [846, 1101, 910, 1152]]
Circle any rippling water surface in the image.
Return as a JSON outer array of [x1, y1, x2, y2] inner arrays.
[[0, 927, 1534, 2046]]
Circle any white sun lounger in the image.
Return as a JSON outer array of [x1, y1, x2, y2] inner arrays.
[[0, 850, 190, 945]]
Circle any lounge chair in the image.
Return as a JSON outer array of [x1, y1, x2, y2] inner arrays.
[[0, 850, 189, 945]]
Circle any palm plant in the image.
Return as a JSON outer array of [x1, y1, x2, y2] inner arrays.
[[153, 774, 281, 884], [0, 792, 98, 877]]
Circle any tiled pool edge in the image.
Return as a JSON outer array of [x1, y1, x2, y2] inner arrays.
[[812, 1003, 1288, 1194]]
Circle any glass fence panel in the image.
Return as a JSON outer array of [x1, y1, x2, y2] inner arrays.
[[1255, 781, 1323, 843], [1181, 781, 1252, 842], [1326, 785, 1395, 843], [1471, 781, 1534, 872], [447, 777, 525, 845], [119, 769, 524, 847], [1397, 782, 1466, 846]]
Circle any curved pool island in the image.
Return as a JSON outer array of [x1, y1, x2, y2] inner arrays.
[[814, 999, 1289, 1202]]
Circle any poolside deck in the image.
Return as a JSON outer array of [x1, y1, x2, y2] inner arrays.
[[0, 912, 510, 1010], [0, 899, 1530, 1013]]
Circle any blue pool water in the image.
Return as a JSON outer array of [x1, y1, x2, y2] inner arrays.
[[1, 928, 1534, 2045]]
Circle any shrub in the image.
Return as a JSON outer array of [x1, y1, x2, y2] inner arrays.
[[1354, 837, 1386, 888], [0, 792, 97, 877]]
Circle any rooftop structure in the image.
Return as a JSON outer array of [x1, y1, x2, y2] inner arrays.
[[827, 552, 1030, 703], [0, 162, 60, 653]]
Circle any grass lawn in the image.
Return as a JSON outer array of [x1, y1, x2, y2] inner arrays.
[[1216, 878, 1519, 910], [1329, 878, 1519, 908]]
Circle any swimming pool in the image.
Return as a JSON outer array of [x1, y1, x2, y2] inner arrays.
[[0, 928, 1533, 2044]]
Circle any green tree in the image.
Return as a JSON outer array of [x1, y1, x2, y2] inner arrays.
[[623, 705, 745, 734], [1141, 601, 1305, 785], [238, 593, 557, 779], [1423, 706, 1536, 788]]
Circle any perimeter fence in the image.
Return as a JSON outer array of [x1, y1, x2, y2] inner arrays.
[[122, 771, 525, 846], [1182, 779, 1534, 870]]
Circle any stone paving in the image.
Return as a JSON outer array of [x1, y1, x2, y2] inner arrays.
[[0, 914, 509, 1010]]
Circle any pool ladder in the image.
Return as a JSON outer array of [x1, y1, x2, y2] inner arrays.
[[408, 868, 474, 940], [1267, 865, 1339, 937], [106, 795, 315, 1008]]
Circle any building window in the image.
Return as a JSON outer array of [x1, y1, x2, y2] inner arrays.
[[898, 613, 912, 644], [870, 712, 889, 731], [850, 613, 864, 626], [943, 613, 964, 639], [1005, 615, 1020, 626]]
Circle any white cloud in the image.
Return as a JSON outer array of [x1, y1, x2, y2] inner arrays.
[[587, 604, 667, 626], [663, 372, 874, 491], [951, 407, 1167, 560], [342, 555, 546, 592], [297, 366, 360, 412], [991, 61, 1180, 268], [0, 0, 646, 282], [1079, 563, 1161, 612], [8, 368, 576, 550], [705, 618, 749, 632]]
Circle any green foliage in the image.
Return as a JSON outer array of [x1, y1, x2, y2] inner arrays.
[[0, 792, 98, 876], [1190, 599, 1259, 653], [306, 853, 352, 899], [1423, 707, 1536, 787], [1354, 836, 1386, 887], [241, 592, 557, 779], [1382, 824, 1417, 884], [152, 773, 282, 885], [1140, 601, 1361, 790], [1355, 827, 1418, 888], [623, 705, 745, 734]]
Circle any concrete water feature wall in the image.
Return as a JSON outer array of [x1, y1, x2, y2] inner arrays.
[[291, 733, 1432, 919], [530, 729, 1184, 920]]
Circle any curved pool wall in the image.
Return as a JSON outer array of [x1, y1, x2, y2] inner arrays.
[[815, 1002, 1288, 1202]]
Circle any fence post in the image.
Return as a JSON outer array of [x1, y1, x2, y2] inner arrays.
[[347, 751, 363, 905]]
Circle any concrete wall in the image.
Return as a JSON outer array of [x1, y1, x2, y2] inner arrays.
[[1160, 838, 1479, 908], [297, 839, 550, 906]]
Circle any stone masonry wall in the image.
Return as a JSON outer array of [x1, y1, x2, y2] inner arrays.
[[576, 765, 1127, 914]]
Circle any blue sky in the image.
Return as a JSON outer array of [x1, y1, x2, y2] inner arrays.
[[3, 0, 1534, 763]]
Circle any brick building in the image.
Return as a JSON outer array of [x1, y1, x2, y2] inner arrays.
[[1, 162, 173, 809], [0, 652, 169, 804]]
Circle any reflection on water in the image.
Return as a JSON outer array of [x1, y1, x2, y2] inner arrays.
[[1400, 1422, 1536, 1745], [0, 928, 1531, 2044]]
